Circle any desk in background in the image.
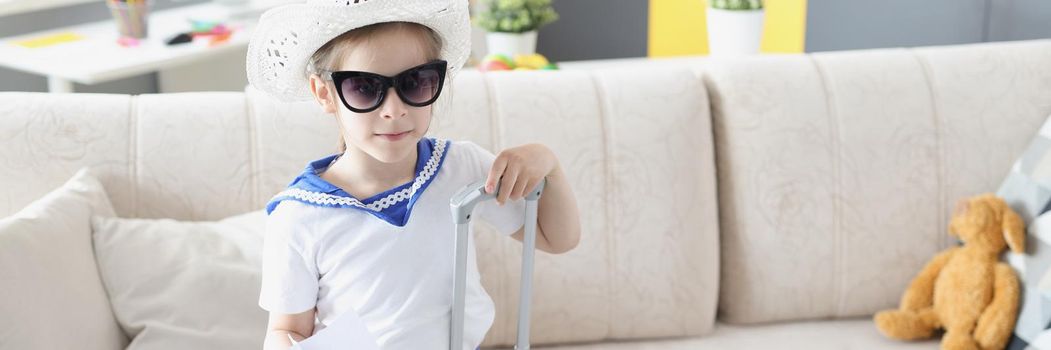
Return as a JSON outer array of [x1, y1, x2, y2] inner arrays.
[[0, 2, 257, 93]]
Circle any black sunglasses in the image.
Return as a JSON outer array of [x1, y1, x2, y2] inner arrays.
[[322, 60, 448, 113]]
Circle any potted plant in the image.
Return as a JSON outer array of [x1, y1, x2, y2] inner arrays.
[[706, 0, 764, 56], [474, 0, 559, 56]]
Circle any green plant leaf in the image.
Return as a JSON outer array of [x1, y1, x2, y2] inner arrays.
[[709, 0, 763, 11], [475, 0, 560, 33]]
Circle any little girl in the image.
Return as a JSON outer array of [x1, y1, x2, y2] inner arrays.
[[244, 1, 581, 349]]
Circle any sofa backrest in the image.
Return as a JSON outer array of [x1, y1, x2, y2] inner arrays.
[[706, 39, 1051, 324], [0, 65, 721, 346]]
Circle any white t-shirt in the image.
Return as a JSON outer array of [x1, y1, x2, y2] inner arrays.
[[259, 138, 526, 350]]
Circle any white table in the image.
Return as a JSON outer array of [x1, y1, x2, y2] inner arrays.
[[0, 2, 258, 93]]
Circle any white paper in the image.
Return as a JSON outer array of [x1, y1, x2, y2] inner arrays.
[[290, 309, 381, 350]]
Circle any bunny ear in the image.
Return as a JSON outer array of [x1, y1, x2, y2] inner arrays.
[[1000, 201, 1026, 254]]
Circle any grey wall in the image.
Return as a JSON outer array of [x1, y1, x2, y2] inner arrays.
[[536, 0, 648, 62], [0, 0, 208, 93], [806, 0, 1051, 52], [988, 0, 1051, 41]]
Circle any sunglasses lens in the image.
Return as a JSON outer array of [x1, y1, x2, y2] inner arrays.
[[398, 67, 441, 105], [340, 76, 384, 110]]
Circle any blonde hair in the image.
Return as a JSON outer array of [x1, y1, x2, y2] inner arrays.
[[307, 22, 447, 154]]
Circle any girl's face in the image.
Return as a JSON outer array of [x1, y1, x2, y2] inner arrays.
[[309, 27, 435, 164]]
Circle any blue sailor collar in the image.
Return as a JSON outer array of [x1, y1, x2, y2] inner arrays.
[[265, 137, 451, 227]]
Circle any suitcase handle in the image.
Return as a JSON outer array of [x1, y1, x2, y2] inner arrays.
[[450, 179, 546, 350]]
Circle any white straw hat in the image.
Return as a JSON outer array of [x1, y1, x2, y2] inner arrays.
[[245, 0, 471, 102]]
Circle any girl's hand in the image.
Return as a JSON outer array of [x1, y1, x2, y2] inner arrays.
[[485, 143, 559, 205]]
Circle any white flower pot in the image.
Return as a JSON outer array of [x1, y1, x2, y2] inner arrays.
[[706, 8, 765, 56], [485, 31, 538, 57]]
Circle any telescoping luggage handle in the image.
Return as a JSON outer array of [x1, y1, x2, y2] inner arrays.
[[449, 178, 546, 350]]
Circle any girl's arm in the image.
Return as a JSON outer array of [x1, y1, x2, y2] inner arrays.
[[263, 308, 315, 350], [486, 144, 582, 254]]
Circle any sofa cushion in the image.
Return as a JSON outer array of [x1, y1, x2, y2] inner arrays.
[[590, 65, 719, 339], [0, 92, 131, 218], [91, 210, 268, 350], [133, 92, 254, 221], [706, 40, 1051, 324], [463, 66, 720, 346], [0, 167, 127, 350], [517, 319, 937, 350]]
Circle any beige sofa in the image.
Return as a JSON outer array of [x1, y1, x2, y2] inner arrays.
[[3, 39, 1051, 349]]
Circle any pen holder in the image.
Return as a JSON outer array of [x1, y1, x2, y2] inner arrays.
[[106, 0, 151, 39]]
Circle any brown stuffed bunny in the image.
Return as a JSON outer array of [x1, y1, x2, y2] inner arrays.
[[875, 194, 1026, 350]]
